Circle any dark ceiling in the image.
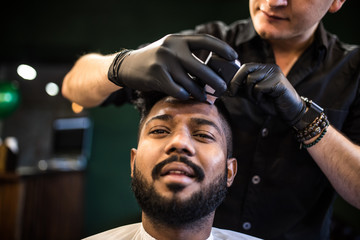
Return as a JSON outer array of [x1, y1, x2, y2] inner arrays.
[[2, 0, 360, 65]]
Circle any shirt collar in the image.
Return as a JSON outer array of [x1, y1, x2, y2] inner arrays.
[[140, 223, 214, 240], [140, 223, 156, 240], [312, 21, 328, 61], [233, 18, 258, 47], [314, 22, 329, 49]]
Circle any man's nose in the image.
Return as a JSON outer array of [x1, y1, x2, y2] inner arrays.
[[266, 0, 288, 8], [164, 130, 195, 156]]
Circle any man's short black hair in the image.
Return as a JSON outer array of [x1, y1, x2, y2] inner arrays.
[[133, 91, 233, 158]]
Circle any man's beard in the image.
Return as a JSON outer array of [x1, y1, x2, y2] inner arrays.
[[131, 155, 228, 228]]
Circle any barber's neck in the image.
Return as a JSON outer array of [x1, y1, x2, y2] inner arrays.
[[268, 24, 317, 76], [142, 212, 214, 240]]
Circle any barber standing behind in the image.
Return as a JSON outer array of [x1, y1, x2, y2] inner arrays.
[[62, 0, 360, 239]]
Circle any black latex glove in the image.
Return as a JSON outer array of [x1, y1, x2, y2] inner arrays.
[[108, 34, 238, 101], [229, 63, 306, 126]]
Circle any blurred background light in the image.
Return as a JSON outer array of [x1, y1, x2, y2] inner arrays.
[[45, 82, 59, 96], [17, 64, 37, 80], [0, 82, 21, 119], [72, 102, 84, 114]]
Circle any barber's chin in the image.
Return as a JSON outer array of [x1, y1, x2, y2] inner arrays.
[[254, 20, 286, 39]]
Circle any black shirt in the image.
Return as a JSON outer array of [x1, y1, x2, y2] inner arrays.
[[106, 19, 360, 240]]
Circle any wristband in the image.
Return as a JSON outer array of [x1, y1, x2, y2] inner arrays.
[[108, 49, 132, 87], [300, 127, 328, 149], [293, 97, 323, 131]]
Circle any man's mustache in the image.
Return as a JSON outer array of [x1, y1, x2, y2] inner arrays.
[[152, 155, 205, 182]]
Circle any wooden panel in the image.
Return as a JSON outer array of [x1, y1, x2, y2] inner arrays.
[[21, 171, 84, 240], [0, 171, 84, 240], [0, 174, 24, 240]]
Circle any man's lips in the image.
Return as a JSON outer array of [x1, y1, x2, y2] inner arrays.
[[261, 9, 288, 21], [160, 162, 196, 178], [152, 155, 205, 182]]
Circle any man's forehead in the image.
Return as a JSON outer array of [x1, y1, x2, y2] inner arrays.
[[148, 97, 219, 120]]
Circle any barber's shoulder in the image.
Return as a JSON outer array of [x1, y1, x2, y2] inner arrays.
[[211, 227, 263, 240], [181, 18, 253, 47], [327, 31, 360, 53], [340, 42, 360, 53], [191, 18, 251, 35]]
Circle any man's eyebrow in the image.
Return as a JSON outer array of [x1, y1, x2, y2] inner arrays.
[[145, 114, 222, 135], [191, 117, 222, 135], [145, 114, 173, 127]]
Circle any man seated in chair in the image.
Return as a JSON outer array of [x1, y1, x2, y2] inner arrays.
[[84, 92, 260, 240]]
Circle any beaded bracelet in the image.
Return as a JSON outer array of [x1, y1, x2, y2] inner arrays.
[[300, 127, 328, 149]]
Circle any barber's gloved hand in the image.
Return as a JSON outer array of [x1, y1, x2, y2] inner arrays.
[[229, 63, 306, 126], [108, 34, 238, 101]]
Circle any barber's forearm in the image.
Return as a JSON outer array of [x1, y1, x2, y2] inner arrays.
[[308, 125, 360, 209], [62, 53, 121, 108]]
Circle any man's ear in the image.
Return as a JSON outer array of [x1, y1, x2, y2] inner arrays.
[[328, 0, 346, 13], [226, 158, 237, 187], [130, 148, 137, 178]]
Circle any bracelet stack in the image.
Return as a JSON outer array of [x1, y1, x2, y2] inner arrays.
[[294, 97, 330, 149], [296, 112, 329, 149], [296, 112, 329, 142]]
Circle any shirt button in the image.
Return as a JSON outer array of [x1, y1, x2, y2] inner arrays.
[[252, 175, 261, 184], [261, 128, 269, 137], [242, 222, 252, 230]]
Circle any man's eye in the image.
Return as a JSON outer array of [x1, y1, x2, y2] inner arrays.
[[193, 132, 215, 141], [149, 129, 170, 135]]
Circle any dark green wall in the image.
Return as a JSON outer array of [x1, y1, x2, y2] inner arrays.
[[86, 104, 141, 236]]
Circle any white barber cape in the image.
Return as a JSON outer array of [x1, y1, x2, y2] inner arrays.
[[83, 222, 262, 240]]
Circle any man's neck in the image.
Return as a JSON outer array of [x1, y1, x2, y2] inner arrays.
[[269, 26, 317, 76], [142, 213, 214, 240]]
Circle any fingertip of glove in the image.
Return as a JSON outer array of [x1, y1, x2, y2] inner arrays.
[[231, 50, 239, 60], [175, 89, 191, 100], [225, 48, 238, 61]]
